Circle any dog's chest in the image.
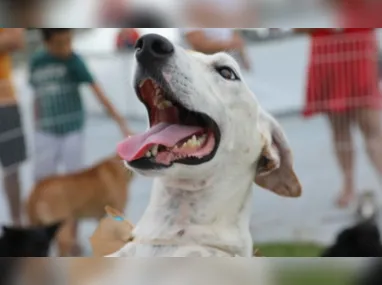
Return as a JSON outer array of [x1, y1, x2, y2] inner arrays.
[[114, 243, 234, 257]]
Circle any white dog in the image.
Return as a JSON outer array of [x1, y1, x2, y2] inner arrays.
[[113, 33, 302, 257]]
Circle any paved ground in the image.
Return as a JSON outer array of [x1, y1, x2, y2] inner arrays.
[[1, 113, 381, 255]]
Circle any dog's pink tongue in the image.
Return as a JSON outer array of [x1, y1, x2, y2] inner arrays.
[[117, 122, 204, 161]]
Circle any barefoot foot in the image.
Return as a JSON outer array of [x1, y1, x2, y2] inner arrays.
[[336, 190, 355, 208]]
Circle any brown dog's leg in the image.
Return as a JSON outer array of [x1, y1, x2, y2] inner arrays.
[[57, 219, 82, 256]]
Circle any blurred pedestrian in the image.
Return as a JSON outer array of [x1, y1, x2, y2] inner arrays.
[[297, 28, 382, 208], [1, 0, 43, 27], [183, 0, 256, 27], [30, 28, 132, 180], [99, 0, 129, 26], [181, 0, 253, 70], [181, 28, 251, 71], [116, 28, 140, 51], [99, 0, 169, 27], [327, 0, 382, 28], [0, 28, 26, 226], [29, 29, 132, 253]]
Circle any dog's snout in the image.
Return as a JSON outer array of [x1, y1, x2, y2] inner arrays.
[[135, 34, 174, 64]]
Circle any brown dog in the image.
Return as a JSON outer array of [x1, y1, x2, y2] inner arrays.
[[27, 155, 134, 256]]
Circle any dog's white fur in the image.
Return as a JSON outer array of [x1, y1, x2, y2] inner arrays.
[[109, 37, 301, 257]]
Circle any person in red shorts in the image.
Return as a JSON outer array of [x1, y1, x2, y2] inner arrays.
[[328, 0, 382, 28], [296, 28, 382, 208]]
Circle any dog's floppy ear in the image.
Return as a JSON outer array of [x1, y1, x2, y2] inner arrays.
[[254, 108, 301, 197]]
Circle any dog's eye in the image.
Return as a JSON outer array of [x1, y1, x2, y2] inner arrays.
[[216, 67, 239, 81]]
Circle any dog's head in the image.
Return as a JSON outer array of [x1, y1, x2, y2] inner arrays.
[[117, 34, 301, 197]]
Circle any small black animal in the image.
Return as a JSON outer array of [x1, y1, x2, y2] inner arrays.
[[0, 222, 61, 257], [356, 259, 382, 285], [321, 221, 382, 257], [0, 222, 61, 285]]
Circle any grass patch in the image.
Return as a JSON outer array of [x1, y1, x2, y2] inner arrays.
[[254, 242, 324, 257], [277, 267, 354, 285], [254, 242, 356, 285]]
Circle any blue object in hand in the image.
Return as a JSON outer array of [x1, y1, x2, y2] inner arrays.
[[113, 216, 124, 221]]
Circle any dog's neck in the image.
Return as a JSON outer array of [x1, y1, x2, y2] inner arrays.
[[133, 168, 254, 256]]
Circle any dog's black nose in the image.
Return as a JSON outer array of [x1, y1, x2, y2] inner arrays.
[[135, 34, 174, 64]]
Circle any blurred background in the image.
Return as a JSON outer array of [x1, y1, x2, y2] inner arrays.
[[2, 0, 382, 27]]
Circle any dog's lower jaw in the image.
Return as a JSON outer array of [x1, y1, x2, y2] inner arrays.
[[160, 175, 217, 192], [119, 174, 254, 257]]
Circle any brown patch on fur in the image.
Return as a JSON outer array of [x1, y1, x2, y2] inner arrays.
[[254, 127, 301, 198], [26, 154, 134, 256], [256, 145, 279, 175]]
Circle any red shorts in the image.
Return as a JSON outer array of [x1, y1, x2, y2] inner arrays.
[[303, 29, 382, 117]]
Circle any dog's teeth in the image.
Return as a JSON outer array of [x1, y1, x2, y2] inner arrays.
[[177, 134, 208, 150], [163, 100, 173, 107], [151, 145, 158, 156], [157, 100, 172, 110], [182, 140, 192, 148], [188, 136, 197, 147], [154, 97, 162, 106], [154, 96, 163, 107], [157, 102, 165, 110], [199, 134, 207, 145], [145, 151, 152, 157], [139, 80, 146, 88]]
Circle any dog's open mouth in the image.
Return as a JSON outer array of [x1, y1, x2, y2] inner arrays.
[[117, 78, 220, 167]]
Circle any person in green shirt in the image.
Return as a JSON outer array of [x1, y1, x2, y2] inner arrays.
[[30, 28, 131, 180], [29, 29, 131, 254]]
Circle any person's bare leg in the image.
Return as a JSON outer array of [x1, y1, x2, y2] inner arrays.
[[57, 219, 82, 256], [71, 221, 82, 256], [3, 167, 22, 226], [355, 108, 382, 185], [327, 112, 355, 207]]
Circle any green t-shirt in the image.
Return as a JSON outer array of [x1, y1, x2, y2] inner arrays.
[[29, 49, 94, 135]]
